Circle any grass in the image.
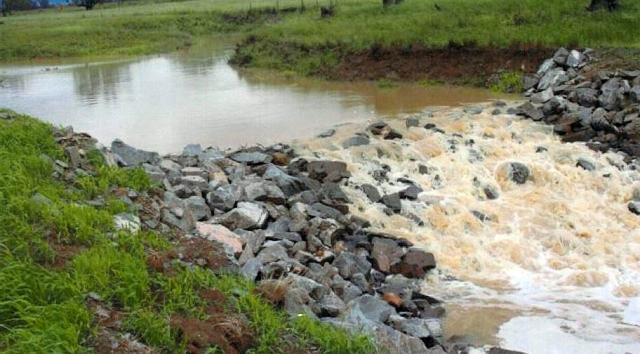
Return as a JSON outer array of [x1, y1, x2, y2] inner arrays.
[[2, 0, 639, 64], [0, 109, 375, 353]]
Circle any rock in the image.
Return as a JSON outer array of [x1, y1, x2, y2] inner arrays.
[[372, 237, 404, 273], [161, 208, 195, 232], [516, 102, 544, 121], [332, 276, 363, 303], [542, 96, 566, 115], [182, 144, 202, 157], [257, 243, 289, 263], [284, 287, 315, 318], [218, 202, 268, 230], [114, 213, 141, 233], [566, 50, 583, 67], [552, 47, 569, 65], [628, 201, 640, 215], [536, 58, 556, 76], [180, 175, 208, 191], [342, 294, 396, 324], [483, 185, 500, 200], [575, 88, 599, 107], [406, 117, 420, 128], [342, 135, 370, 148], [307, 160, 350, 182], [196, 223, 245, 256], [143, 163, 165, 183], [244, 180, 286, 204], [318, 129, 336, 138], [184, 196, 211, 221], [286, 274, 329, 300], [110, 139, 159, 167], [531, 88, 554, 104], [381, 193, 402, 213], [599, 78, 623, 111], [230, 151, 272, 165], [241, 258, 262, 280], [264, 164, 305, 196], [576, 158, 596, 171], [506, 162, 530, 184], [375, 324, 430, 354], [399, 184, 422, 200], [314, 291, 346, 317], [159, 159, 182, 174], [181, 166, 207, 179], [361, 184, 381, 202], [630, 85, 640, 103], [463, 106, 483, 115], [393, 248, 436, 278], [537, 68, 568, 91], [333, 252, 372, 279], [206, 185, 239, 211]]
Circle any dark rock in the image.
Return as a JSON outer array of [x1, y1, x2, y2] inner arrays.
[[399, 184, 422, 200], [206, 185, 239, 212], [372, 237, 405, 273], [630, 85, 640, 103], [516, 102, 544, 121], [506, 162, 530, 184], [263, 164, 305, 196], [342, 135, 370, 148], [406, 117, 420, 128], [392, 248, 436, 278], [599, 78, 623, 111], [575, 88, 599, 107], [361, 184, 382, 202], [531, 88, 554, 104], [537, 68, 568, 91], [332, 276, 363, 303], [314, 291, 346, 317], [576, 158, 596, 171], [241, 258, 262, 280], [333, 252, 372, 279], [552, 47, 569, 65], [318, 129, 336, 138], [256, 243, 289, 263], [381, 193, 402, 213], [483, 185, 500, 200], [184, 196, 211, 221], [244, 180, 286, 204], [342, 294, 396, 324], [628, 201, 640, 215], [307, 160, 350, 182]]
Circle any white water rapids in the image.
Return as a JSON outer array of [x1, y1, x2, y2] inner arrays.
[[294, 103, 640, 354]]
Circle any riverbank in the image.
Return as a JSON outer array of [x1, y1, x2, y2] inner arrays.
[[0, 109, 378, 353], [2, 0, 640, 88]]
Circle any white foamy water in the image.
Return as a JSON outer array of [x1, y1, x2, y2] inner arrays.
[[294, 103, 640, 353]]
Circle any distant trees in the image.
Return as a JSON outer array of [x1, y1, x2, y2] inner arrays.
[[72, 0, 100, 10], [1, 0, 52, 14]]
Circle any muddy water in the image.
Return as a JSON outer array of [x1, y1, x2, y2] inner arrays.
[[295, 105, 640, 353], [0, 39, 502, 154]]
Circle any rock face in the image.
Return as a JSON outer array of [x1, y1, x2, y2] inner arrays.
[[519, 48, 640, 162], [95, 141, 446, 353]]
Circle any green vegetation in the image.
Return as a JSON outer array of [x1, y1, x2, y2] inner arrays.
[[490, 71, 525, 93], [0, 109, 374, 353], [2, 0, 639, 64]]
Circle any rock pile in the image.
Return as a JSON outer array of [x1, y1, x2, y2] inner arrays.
[[518, 47, 640, 160], [102, 139, 446, 353]]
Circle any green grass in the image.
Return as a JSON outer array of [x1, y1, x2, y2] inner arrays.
[[2, 0, 638, 64], [0, 109, 375, 353]]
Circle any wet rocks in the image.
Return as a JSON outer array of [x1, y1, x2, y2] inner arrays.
[[519, 48, 640, 163], [217, 202, 268, 230], [506, 162, 530, 184], [342, 135, 370, 148], [111, 139, 159, 166]]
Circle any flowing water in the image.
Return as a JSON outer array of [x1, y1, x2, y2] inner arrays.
[[2, 38, 639, 353], [295, 106, 640, 354], [0, 38, 500, 154]]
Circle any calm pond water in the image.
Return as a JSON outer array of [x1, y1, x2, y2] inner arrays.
[[0, 39, 503, 153]]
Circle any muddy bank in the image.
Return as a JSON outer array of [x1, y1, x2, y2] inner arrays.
[[232, 38, 553, 86]]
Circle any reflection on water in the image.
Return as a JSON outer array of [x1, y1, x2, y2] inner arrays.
[[0, 39, 503, 153]]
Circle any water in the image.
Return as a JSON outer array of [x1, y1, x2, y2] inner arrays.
[[0, 38, 500, 154], [295, 106, 640, 354]]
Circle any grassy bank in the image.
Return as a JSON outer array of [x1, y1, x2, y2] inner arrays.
[[0, 109, 374, 353], [233, 0, 640, 82]]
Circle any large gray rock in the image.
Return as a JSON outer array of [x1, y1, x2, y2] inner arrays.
[[381, 193, 402, 213], [516, 102, 544, 121], [530, 88, 554, 104], [393, 248, 436, 278], [537, 68, 568, 91], [630, 85, 640, 103], [230, 151, 272, 165], [566, 50, 584, 68], [263, 164, 305, 196], [182, 144, 202, 157], [111, 139, 159, 167], [314, 291, 346, 317], [599, 78, 623, 111], [218, 202, 268, 230], [180, 175, 208, 191], [333, 252, 372, 279], [332, 276, 363, 303], [342, 294, 396, 325], [257, 242, 289, 263], [576, 88, 599, 107], [361, 184, 382, 202], [244, 180, 286, 204], [206, 185, 240, 211], [506, 162, 530, 184], [184, 196, 211, 221]]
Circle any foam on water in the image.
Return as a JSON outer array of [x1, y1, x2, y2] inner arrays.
[[293, 104, 640, 353]]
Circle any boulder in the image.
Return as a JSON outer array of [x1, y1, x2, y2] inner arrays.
[[506, 162, 530, 184], [218, 202, 268, 230], [341, 294, 396, 325], [307, 160, 350, 182], [182, 144, 202, 157], [575, 88, 599, 107], [196, 223, 245, 256], [263, 164, 305, 196], [537, 68, 568, 91], [184, 196, 212, 221], [392, 248, 436, 278], [599, 78, 623, 111], [381, 193, 402, 213], [206, 185, 240, 212], [110, 139, 159, 166], [576, 158, 596, 171], [629, 201, 640, 215], [566, 50, 584, 68], [230, 151, 272, 165], [516, 102, 544, 121], [244, 180, 286, 204], [333, 252, 372, 279], [361, 184, 382, 202], [372, 237, 404, 273]]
